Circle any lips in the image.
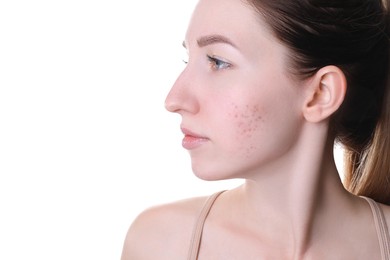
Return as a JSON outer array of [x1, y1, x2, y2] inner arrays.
[[181, 127, 209, 150]]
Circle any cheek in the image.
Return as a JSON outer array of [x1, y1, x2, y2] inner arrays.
[[236, 104, 263, 136], [228, 103, 266, 154]]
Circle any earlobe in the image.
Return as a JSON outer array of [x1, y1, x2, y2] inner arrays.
[[303, 66, 347, 123]]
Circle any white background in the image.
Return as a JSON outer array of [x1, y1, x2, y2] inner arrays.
[[0, 1, 243, 259], [0, 1, 343, 259]]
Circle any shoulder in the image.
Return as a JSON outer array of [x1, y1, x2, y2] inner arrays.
[[361, 198, 390, 230], [121, 195, 209, 260], [379, 202, 390, 228]]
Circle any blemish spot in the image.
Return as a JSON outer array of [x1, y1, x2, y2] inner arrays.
[[232, 103, 264, 139]]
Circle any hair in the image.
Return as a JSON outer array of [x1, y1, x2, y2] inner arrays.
[[247, 0, 390, 204]]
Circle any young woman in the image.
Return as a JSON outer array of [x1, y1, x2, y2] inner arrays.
[[122, 0, 390, 259]]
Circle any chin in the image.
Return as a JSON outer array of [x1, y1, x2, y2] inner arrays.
[[193, 173, 224, 181], [191, 165, 235, 181]]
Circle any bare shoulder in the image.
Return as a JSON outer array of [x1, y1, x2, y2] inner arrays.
[[121, 195, 209, 260]]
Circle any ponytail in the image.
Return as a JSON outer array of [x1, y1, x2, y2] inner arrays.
[[344, 0, 390, 204], [344, 79, 390, 204]]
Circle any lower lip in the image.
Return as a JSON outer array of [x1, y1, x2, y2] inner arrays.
[[182, 135, 208, 150]]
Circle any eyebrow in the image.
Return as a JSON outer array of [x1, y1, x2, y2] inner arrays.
[[198, 34, 237, 48], [182, 34, 238, 49]]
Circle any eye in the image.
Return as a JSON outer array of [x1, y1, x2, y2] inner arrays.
[[181, 45, 189, 65], [207, 55, 232, 70]]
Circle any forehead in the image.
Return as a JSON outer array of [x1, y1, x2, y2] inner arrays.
[[185, 0, 279, 54], [187, 0, 254, 36]]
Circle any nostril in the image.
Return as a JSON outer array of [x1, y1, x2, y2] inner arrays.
[[164, 79, 186, 113], [164, 92, 179, 113], [164, 69, 198, 114], [164, 88, 199, 114], [164, 100, 175, 112]]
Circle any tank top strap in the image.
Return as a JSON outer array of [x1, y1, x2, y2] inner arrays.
[[361, 196, 390, 260], [187, 191, 225, 260]]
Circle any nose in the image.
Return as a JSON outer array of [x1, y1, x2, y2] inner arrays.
[[164, 68, 199, 114]]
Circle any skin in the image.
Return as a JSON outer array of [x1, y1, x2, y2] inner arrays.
[[121, 0, 390, 259]]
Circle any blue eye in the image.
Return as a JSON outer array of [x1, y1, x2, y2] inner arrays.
[[207, 55, 231, 70]]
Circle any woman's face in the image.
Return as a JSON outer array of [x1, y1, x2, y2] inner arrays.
[[165, 0, 307, 180]]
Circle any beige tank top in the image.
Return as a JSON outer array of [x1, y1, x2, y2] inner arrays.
[[187, 192, 390, 260]]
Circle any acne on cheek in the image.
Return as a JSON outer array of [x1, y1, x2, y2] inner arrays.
[[229, 103, 265, 157], [230, 103, 264, 139]]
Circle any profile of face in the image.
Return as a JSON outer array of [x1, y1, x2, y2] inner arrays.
[[165, 0, 308, 181]]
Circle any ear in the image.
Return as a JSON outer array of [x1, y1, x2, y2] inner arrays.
[[303, 66, 347, 123]]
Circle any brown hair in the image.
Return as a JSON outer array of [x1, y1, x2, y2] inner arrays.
[[247, 0, 390, 204]]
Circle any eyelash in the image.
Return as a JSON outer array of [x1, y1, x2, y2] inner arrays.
[[207, 55, 231, 70], [181, 55, 232, 71]]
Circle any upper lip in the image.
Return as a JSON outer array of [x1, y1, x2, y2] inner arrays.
[[181, 127, 207, 139]]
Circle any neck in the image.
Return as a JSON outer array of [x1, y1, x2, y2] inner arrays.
[[231, 122, 353, 258]]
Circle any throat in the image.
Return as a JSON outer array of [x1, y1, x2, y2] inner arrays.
[[225, 158, 345, 257]]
